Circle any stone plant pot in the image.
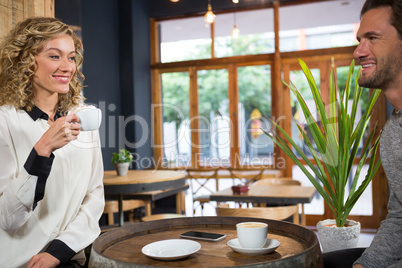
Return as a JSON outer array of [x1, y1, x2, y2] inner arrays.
[[316, 219, 361, 253], [114, 162, 130, 176]]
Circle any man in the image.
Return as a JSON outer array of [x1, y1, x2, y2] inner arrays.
[[352, 0, 402, 267]]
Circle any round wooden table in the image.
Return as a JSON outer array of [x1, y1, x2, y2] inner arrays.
[[103, 170, 186, 226], [90, 217, 323, 267]]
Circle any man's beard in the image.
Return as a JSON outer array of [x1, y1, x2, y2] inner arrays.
[[358, 51, 402, 90]]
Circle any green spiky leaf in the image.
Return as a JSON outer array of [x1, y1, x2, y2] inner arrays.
[[266, 59, 381, 227]]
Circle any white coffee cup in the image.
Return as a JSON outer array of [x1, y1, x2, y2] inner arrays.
[[236, 222, 268, 248], [75, 106, 102, 131]]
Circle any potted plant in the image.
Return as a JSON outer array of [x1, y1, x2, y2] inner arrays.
[[265, 59, 382, 252], [111, 149, 133, 176]]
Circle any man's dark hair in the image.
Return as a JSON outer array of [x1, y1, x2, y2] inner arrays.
[[361, 0, 402, 39]]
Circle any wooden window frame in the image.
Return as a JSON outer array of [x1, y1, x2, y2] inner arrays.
[[150, 17, 388, 229]]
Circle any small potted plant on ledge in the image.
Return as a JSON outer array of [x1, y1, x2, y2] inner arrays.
[[111, 149, 133, 176], [266, 59, 382, 252]]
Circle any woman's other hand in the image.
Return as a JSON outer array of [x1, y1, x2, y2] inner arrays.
[[27, 252, 60, 268], [34, 113, 81, 157]]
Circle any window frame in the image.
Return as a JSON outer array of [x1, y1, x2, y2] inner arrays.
[[150, 17, 388, 229]]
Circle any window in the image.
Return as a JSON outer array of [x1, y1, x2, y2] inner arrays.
[[162, 72, 191, 166], [159, 0, 364, 61], [279, 0, 362, 52], [160, 17, 211, 62], [289, 67, 323, 215], [197, 69, 229, 166], [152, 0, 386, 228], [214, 9, 275, 57], [290, 68, 320, 157], [238, 65, 273, 166]]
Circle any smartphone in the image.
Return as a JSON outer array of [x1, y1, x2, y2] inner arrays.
[[180, 231, 226, 242]]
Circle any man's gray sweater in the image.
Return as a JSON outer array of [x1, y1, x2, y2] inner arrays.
[[356, 109, 402, 268]]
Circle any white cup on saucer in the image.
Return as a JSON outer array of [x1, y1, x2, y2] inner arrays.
[[236, 222, 268, 248], [75, 106, 102, 131]]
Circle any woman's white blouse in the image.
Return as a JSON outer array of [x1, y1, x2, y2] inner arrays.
[[0, 105, 105, 267]]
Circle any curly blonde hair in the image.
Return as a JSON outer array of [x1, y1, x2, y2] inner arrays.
[[0, 17, 85, 113]]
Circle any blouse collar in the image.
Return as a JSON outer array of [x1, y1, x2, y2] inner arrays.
[[25, 106, 62, 121]]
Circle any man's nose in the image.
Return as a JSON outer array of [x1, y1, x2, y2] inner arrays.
[[353, 40, 369, 60]]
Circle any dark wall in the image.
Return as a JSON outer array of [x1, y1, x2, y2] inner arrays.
[[55, 0, 81, 26], [117, 0, 152, 170], [130, 0, 153, 169], [80, 0, 151, 170], [81, 0, 121, 170]]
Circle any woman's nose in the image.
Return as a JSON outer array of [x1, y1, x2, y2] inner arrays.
[[60, 57, 74, 71]]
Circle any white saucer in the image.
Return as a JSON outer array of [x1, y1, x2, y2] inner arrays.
[[142, 239, 201, 261], [227, 238, 280, 256]]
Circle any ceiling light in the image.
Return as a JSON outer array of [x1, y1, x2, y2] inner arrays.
[[232, 24, 240, 38], [205, 2, 215, 24], [233, 0, 239, 3], [232, 8, 239, 38]]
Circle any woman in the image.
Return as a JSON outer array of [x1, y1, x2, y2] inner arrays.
[[0, 17, 104, 267]]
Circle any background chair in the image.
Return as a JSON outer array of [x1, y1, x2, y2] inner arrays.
[[228, 167, 265, 186], [251, 177, 306, 226], [228, 167, 265, 208], [216, 204, 300, 224], [186, 167, 219, 215], [102, 199, 147, 232], [141, 213, 187, 222]]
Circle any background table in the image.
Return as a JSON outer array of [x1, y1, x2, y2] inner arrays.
[[90, 216, 323, 267], [126, 184, 189, 216], [103, 170, 186, 226], [210, 185, 317, 226]]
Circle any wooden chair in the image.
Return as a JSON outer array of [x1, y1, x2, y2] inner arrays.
[[216, 204, 300, 225], [228, 167, 265, 186], [185, 167, 220, 215], [140, 187, 188, 222], [227, 167, 265, 208], [103, 199, 147, 225], [251, 177, 306, 226], [141, 213, 187, 222]]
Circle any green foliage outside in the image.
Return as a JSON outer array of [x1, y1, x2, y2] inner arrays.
[[198, 69, 228, 119], [162, 72, 190, 131], [160, 35, 364, 162], [162, 34, 273, 127]]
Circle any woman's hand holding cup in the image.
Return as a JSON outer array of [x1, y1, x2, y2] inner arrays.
[[34, 113, 81, 157]]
